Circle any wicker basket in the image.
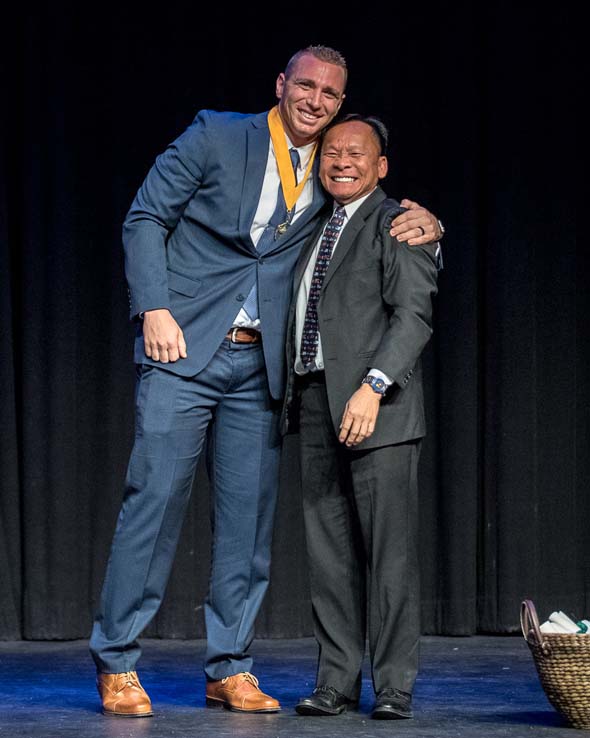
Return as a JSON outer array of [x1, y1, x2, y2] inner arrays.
[[521, 599, 590, 729]]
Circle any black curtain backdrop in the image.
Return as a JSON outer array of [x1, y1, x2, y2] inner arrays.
[[1, 6, 585, 641]]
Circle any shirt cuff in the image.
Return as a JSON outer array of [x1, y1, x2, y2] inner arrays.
[[368, 368, 393, 386]]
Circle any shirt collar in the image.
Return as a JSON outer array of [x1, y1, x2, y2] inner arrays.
[[284, 134, 316, 169], [334, 187, 377, 220]]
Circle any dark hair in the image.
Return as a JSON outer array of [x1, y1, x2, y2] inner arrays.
[[284, 45, 348, 89], [325, 113, 389, 155]]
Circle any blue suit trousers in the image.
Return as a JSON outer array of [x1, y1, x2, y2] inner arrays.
[[89, 338, 282, 679]]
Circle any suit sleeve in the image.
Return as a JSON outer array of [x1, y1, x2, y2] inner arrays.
[[122, 110, 211, 319], [371, 222, 439, 389]]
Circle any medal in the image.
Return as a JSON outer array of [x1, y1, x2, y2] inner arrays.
[[274, 208, 294, 239]]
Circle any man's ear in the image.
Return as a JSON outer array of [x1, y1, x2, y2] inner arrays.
[[378, 156, 388, 180], [276, 73, 286, 100]]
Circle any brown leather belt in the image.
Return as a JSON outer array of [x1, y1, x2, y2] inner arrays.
[[225, 327, 262, 344]]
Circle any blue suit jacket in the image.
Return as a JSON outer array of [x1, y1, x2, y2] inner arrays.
[[123, 109, 328, 399]]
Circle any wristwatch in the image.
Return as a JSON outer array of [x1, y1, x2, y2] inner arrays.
[[361, 374, 387, 396]]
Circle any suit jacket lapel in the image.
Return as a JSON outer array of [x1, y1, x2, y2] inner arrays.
[[321, 187, 388, 291], [239, 112, 272, 249]]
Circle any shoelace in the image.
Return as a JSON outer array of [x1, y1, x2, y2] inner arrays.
[[117, 671, 139, 690], [379, 687, 407, 700], [221, 672, 260, 688], [314, 685, 340, 699]]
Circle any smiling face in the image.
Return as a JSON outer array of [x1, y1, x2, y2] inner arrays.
[[276, 53, 346, 147], [319, 120, 388, 205]]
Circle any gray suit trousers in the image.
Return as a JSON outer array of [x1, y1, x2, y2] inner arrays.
[[298, 374, 421, 699]]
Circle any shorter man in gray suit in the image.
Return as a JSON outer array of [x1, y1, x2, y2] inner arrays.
[[283, 114, 439, 719]]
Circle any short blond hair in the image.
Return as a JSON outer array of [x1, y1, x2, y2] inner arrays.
[[284, 45, 348, 89]]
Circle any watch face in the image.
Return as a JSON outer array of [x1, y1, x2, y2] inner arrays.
[[364, 376, 386, 394]]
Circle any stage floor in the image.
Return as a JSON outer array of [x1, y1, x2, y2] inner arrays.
[[0, 635, 586, 737]]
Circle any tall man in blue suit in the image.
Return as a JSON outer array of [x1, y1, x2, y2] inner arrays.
[[89, 45, 444, 717]]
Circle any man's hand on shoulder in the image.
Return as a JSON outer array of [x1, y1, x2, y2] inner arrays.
[[142, 309, 187, 363], [389, 198, 444, 245]]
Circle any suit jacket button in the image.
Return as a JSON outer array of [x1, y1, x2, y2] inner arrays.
[[236, 293, 245, 301]]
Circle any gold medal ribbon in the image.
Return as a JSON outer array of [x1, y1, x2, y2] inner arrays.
[[267, 105, 317, 212]]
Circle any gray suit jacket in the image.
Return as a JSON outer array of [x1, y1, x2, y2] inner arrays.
[[282, 186, 439, 449]]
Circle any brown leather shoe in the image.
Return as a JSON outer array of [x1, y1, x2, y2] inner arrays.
[[97, 671, 153, 717], [205, 672, 280, 713]]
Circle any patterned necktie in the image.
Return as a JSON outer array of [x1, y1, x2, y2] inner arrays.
[[300, 205, 346, 368], [242, 148, 300, 321]]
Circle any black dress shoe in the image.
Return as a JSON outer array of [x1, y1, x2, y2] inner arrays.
[[295, 686, 357, 716], [371, 688, 413, 719]]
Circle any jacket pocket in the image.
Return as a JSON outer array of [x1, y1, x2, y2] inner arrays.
[[167, 270, 202, 297]]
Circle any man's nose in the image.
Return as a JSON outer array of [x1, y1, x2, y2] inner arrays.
[[307, 89, 322, 108], [332, 156, 351, 168]]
